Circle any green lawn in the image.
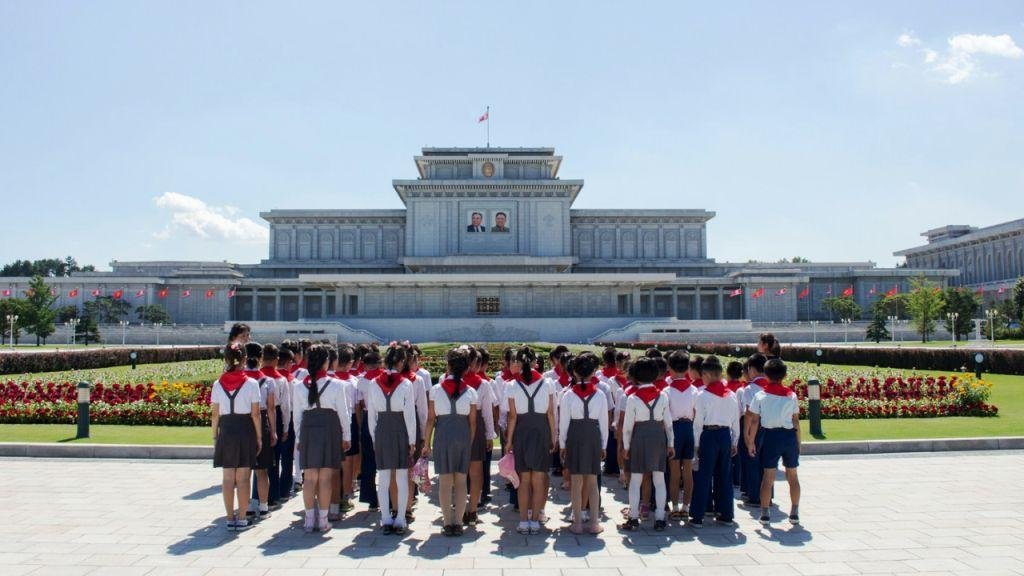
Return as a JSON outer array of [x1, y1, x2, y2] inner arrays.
[[4, 359, 224, 386], [0, 424, 212, 445]]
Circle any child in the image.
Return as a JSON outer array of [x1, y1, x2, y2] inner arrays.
[[689, 355, 740, 528], [244, 342, 277, 520], [212, 343, 261, 531], [597, 346, 621, 476], [333, 345, 360, 514], [559, 352, 608, 535], [293, 344, 351, 533], [620, 357, 674, 532], [746, 358, 801, 526], [261, 343, 289, 509], [366, 345, 418, 535], [357, 349, 383, 511], [666, 349, 697, 520], [464, 346, 496, 525], [506, 346, 556, 535], [276, 347, 296, 500], [405, 345, 430, 518], [740, 354, 768, 507], [725, 360, 745, 489], [424, 347, 478, 536]]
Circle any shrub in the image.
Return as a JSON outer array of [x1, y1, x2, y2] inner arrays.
[[0, 346, 222, 375]]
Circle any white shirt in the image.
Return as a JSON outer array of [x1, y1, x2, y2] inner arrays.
[[336, 373, 359, 413], [410, 372, 430, 436], [356, 369, 384, 410], [211, 377, 261, 415], [693, 385, 741, 449], [364, 375, 418, 447], [621, 386, 674, 451], [741, 377, 767, 413], [292, 376, 352, 443], [494, 371, 512, 428], [507, 375, 554, 415], [558, 389, 610, 448], [430, 383, 478, 416], [469, 378, 497, 440], [270, 372, 291, 430], [247, 371, 273, 410], [666, 378, 698, 421], [749, 389, 799, 430]]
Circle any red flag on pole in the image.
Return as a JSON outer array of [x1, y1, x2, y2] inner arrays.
[[752, 287, 765, 299], [776, 287, 788, 296], [997, 285, 1006, 294], [182, 289, 191, 298], [112, 289, 124, 300], [205, 289, 215, 299], [68, 288, 79, 298], [135, 289, 146, 298], [158, 288, 168, 299], [868, 285, 877, 295], [478, 110, 489, 123], [974, 286, 985, 295], [841, 286, 854, 297], [91, 288, 102, 297], [798, 286, 810, 299], [227, 289, 236, 298], [1, 289, 10, 298], [885, 285, 898, 297], [728, 288, 742, 298]]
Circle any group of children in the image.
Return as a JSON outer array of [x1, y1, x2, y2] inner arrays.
[[211, 326, 802, 536]]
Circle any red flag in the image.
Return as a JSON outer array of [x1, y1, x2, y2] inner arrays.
[[728, 288, 742, 298], [227, 289, 236, 298], [158, 288, 169, 299], [997, 285, 1006, 294], [798, 286, 810, 299], [182, 289, 191, 298], [752, 287, 765, 299], [885, 285, 899, 297], [205, 289, 215, 299], [776, 287, 788, 296], [68, 288, 79, 298], [1, 289, 9, 297], [975, 286, 985, 295], [91, 289, 102, 297], [478, 110, 489, 123], [841, 286, 854, 297], [112, 289, 124, 300], [135, 289, 146, 298]]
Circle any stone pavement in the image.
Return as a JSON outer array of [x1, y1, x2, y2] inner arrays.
[[2, 451, 1023, 576]]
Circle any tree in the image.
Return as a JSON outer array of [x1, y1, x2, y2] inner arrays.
[[83, 296, 131, 324], [865, 299, 891, 343], [0, 298, 27, 345], [906, 276, 945, 343], [776, 256, 810, 264], [821, 295, 862, 321], [1013, 277, 1024, 323], [941, 287, 980, 341], [136, 304, 172, 324], [0, 256, 95, 277], [55, 305, 79, 323], [22, 275, 57, 345], [877, 293, 910, 319]]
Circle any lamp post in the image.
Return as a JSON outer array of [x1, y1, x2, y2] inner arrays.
[[841, 318, 852, 343], [154, 322, 163, 346], [887, 315, 897, 344], [810, 320, 819, 344], [65, 318, 80, 345], [5, 314, 18, 349], [119, 320, 129, 346], [984, 309, 998, 342], [946, 312, 959, 347]]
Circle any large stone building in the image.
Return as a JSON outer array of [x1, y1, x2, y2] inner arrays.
[[3, 146, 959, 342], [895, 219, 1024, 291]]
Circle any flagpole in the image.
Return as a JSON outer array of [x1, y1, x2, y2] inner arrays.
[[486, 105, 490, 148]]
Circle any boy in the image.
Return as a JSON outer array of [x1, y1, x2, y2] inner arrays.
[[746, 358, 801, 526], [689, 355, 739, 528], [740, 354, 768, 506]]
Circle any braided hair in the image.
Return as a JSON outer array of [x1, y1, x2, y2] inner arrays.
[[446, 347, 471, 396], [305, 345, 331, 407], [514, 346, 537, 384]]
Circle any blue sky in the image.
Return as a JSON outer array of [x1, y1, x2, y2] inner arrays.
[[1, 1, 1022, 270]]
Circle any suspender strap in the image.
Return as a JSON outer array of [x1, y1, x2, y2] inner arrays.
[[314, 381, 329, 409], [225, 386, 242, 415], [582, 393, 594, 420], [518, 380, 542, 414], [646, 395, 659, 420]]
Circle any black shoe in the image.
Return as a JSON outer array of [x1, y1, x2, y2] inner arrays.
[[443, 525, 454, 537], [393, 525, 406, 536], [654, 519, 667, 531], [453, 524, 464, 536], [716, 516, 735, 526], [619, 518, 640, 531], [462, 511, 470, 526], [689, 518, 703, 529], [405, 510, 415, 523], [481, 495, 493, 505], [760, 514, 771, 526], [789, 514, 800, 525], [382, 524, 395, 535]]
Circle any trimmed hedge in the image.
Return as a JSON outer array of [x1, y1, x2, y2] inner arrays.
[[595, 341, 1024, 376], [0, 346, 222, 375]]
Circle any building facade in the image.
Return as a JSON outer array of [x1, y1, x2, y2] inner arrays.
[[2, 146, 960, 342], [895, 220, 1024, 291]]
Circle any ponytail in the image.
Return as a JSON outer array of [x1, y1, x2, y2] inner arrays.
[[305, 345, 330, 407], [446, 347, 470, 396], [515, 346, 537, 384]]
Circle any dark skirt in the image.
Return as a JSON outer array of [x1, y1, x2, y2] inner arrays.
[[433, 413, 471, 475], [513, 411, 551, 473], [629, 420, 667, 474], [374, 411, 410, 470], [255, 410, 274, 470], [470, 410, 488, 462], [345, 413, 361, 456], [565, 418, 602, 476], [214, 413, 258, 469], [299, 408, 343, 469]]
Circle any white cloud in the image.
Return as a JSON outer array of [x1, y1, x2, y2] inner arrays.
[[897, 32, 921, 47], [153, 192, 269, 243], [896, 31, 1023, 84]]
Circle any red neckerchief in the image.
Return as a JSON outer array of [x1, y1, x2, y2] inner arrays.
[[280, 366, 295, 381], [748, 376, 767, 389], [763, 380, 794, 397], [633, 384, 660, 404], [554, 364, 570, 387], [362, 368, 383, 381], [573, 376, 599, 400], [614, 374, 628, 388], [260, 366, 282, 379], [355, 361, 365, 373], [375, 371, 405, 394], [219, 370, 248, 393], [463, 371, 484, 390], [654, 377, 668, 391], [703, 379, 729, 398], [516, 369, 544, 386], [726, 379, 745, 393], [500, 368, 513, 381], [440, 375, 465, 397], [243, 369, 262, 380], [624, 385, 636, 396], [304, 370, 329, 387], [402, 370, 417, 383], [669, 376, 692, 393], [600, 366, 619, 379], [335, 370, 351, 379], [476, 370, 490, 381], [298, 359, 308, 369]]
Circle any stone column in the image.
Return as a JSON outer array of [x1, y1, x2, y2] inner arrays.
[[716, 288, 724, 320], [321, 291, 327, 318], [250, 292, 257, 321], [672, 287, 679, 318], [631, 286, 640, 316], [274, 290, 282, 322], [694, 287, 702, 320]]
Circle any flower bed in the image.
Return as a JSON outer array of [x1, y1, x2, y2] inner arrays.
[[790, 375, 998, 419]]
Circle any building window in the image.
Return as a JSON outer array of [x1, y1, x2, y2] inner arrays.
[[476, 297, 500, 316], [347, 295, 359, 316]]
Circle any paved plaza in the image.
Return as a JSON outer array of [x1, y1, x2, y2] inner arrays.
[[1, 451, 1023, 576]]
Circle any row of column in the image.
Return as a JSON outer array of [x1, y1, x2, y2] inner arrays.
[[630, 286, 730, 319]]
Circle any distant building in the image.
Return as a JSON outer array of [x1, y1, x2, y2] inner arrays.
[[2, 146, 956, 342], [895, 219, 1024, 291]]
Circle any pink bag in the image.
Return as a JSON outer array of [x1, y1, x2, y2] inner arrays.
[[498, 452, 520, 489], [413, 456, 432, 492]]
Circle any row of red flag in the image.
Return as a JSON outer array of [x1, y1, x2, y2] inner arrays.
[[730, 284, 1010, 300], [1, 288, 238, 299]]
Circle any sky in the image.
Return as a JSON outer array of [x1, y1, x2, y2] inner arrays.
[[1, 1, 1022, 270]]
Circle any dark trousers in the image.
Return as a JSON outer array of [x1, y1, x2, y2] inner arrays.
[[358, 409, 378, 507], [482, 442, 493, 499], [604, 430, 619, 474], [742, 428, 765, 505], [277, 413, 295, 497], [690, 428, 733, 521]]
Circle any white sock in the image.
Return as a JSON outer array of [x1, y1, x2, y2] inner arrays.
[[395, 468, 409, 525], [329, 503, 339, 515], [259, 502, 268, 512], [378, 469, 394, 524], [628, 473, 643, 519], [652, 472, 667, 521]]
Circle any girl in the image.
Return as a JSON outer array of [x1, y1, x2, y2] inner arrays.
[[758, 332, 782, 359], [423, 347, 478, 536], [244, 342, 277, 520], [336, 345, 360, 514], [598, 346, 621, 476], [357, 349, 383, 512], [212, 343, 261, 531], [261, 343, 289, 508], [558, 352, 608, 535], [666, 350, 697, 520], [293, 345, 352, 533], [551, 353, 574, 492], [505, 346, 556, 535], [366, 345, 418, 535], [463, 346, 496, 526], [403, 344, 429, 523], [620, 357, 674, 532]]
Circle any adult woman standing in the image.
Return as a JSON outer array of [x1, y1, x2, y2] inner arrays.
[[505, 346, 556, 535], [423, 348, 478, 536], [212, 343, 261, 531]]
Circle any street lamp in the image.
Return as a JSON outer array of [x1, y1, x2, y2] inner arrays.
[[5, 314, 18, 349], [810, 320, 819, 344], [841, 318, 852, 343], [119, 320, 129, 346], [984, 309, 998, 342], [65, 318, 80, 345], [154, 322, 163, 346], [887, 315, 897, 344], [946, 312, 959, 347]]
